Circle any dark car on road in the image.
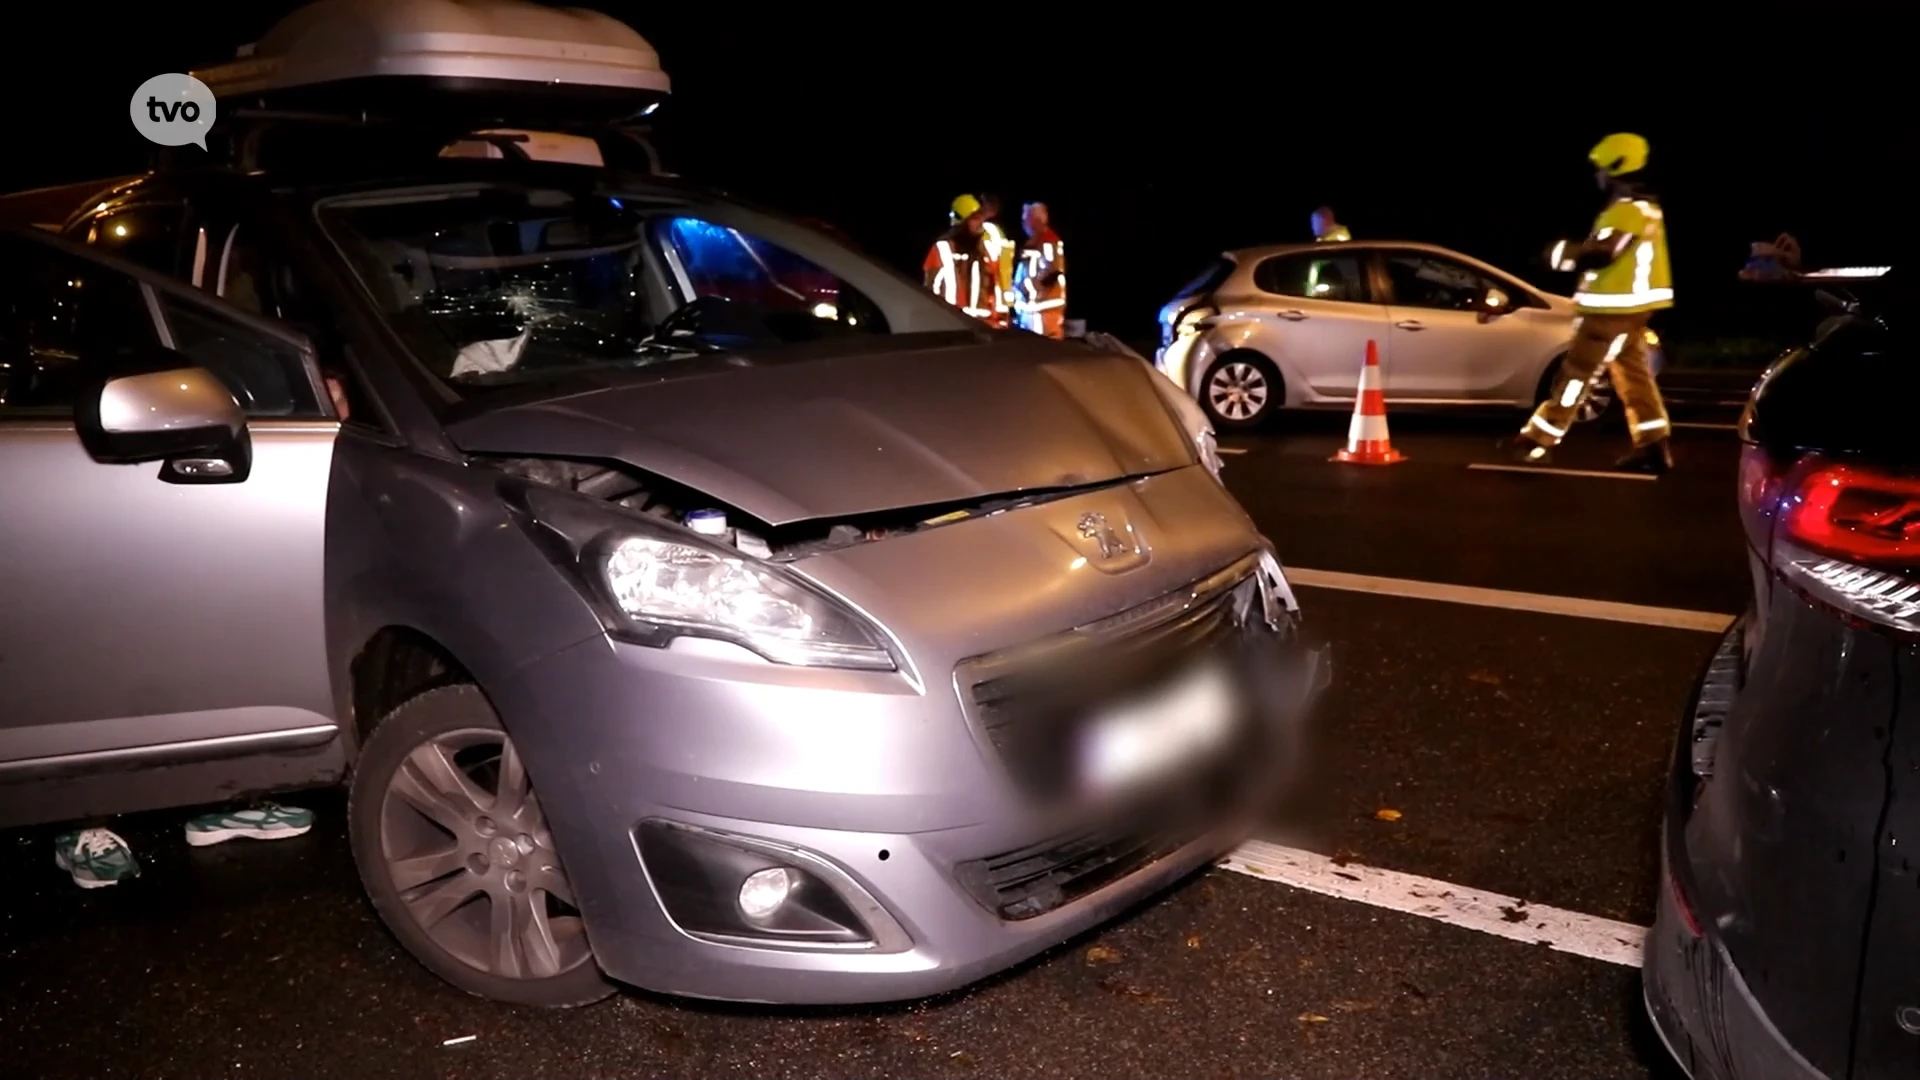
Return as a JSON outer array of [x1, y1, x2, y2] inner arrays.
[[1645, 272, 1920, 1078]]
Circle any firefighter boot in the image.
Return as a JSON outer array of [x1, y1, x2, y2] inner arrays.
[[1614, 438, 1673, 475], [1499, 435, 1553, 467]]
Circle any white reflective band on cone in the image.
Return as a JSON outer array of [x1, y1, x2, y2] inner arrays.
[[1348, 411, 1390, 444], [1356, 359, 1384, 391]]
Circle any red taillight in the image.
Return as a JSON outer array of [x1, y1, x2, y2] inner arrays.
[[1778, 456, 1920, 567], [1769, 452, 1920, 634]]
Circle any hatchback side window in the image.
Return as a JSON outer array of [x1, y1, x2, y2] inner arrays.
[[1253, 253, 1370, 303], [76, 204, 188, 277], [0, 235, 158, 413], [1384, 254, 1510, 312]]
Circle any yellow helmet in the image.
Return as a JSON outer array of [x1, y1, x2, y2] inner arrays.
[[950, 194, 982, 219], [1589, 133, 1649, 177]]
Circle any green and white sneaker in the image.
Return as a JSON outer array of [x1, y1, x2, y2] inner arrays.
[[54, 828, 141, 888], [183, 803, 315, 847]]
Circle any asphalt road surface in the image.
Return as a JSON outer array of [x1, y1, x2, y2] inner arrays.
[[0, 401, 1750, 1080]]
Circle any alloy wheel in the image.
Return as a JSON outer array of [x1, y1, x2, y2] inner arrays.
[[1207, 361, 1270, 421], [377, 728, 593, 982]]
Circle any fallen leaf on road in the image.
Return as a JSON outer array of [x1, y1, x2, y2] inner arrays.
[[1297, 1013, 1330, 1024], [1084, 944, 1122, 965], [1500, 904, 1529, 923], [1466, 670, 1502, 686], [1186, 933, 1203, 949], [1097, 976, 1170, 1003], [1373, 808, 1403, 822]]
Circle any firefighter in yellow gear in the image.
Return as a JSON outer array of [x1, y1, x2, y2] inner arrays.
[[1508, 132, 1675, 475], [977, 193, 1016, 329]]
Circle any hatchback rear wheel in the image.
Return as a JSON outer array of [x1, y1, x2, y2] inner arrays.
[[1201, 351, 1280, 432], [348, 684, 613, 1006]]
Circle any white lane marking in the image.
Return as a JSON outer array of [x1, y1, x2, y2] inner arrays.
[[1220, 840, 1646, 968], [1467, 462, 1658, 482], [1217, 447, 1250, 455], [1672, 421, 1737, 431], [1284, 566, 1735, 633]]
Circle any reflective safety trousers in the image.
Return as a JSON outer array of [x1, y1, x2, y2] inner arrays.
[[923, 234, 993, 320], [1014, 229, 1066, 337], [1574, 197, 1674, 315], [1521, 312, 1670, 449]]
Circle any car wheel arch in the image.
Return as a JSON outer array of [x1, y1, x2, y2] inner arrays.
[[348, 625, 481, 750]]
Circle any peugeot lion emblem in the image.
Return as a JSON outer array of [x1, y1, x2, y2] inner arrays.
[[1077, 512, 1130, 560]]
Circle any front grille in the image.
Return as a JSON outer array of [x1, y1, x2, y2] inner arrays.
[[957, 561, 1260, 801]]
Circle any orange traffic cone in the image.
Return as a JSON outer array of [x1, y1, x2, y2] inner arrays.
[[1331, 339, 1406, 465]]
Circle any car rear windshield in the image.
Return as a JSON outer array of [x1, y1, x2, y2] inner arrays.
[[1172, 257, 1234, 301], [316, 183, 973, 393]]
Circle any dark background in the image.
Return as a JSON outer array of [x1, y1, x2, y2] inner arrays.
[[5, 3, 1910, 356]]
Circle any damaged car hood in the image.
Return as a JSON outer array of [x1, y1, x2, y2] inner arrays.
[[447, 339, 1197, 525]]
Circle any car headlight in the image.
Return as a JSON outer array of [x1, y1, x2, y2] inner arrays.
[[517, 485, 896, 670]]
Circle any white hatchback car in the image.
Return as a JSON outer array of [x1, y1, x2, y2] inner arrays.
[[1154, 240, 1661, 430]]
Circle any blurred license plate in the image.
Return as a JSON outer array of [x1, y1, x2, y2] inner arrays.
[[1077, 661, 1239, 792]]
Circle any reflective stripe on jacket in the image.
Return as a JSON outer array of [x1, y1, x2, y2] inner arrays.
[[1573, 197, 1674, 314], [1014, 229, 1066, 314]]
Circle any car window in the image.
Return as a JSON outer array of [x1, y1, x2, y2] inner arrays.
[[0, 234, 159, 413], [1173, 257, 1234, 301], [658, 215, 889, 333], [0, 231, 324, 419], [154, 292, 325, 418], [214, 224, 274, 318], [1253, 253, 1370, 303], [1384, 253, 1507, 312], [77, 204, 187, 277]]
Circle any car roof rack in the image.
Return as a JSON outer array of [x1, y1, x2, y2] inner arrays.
[[183, 0, 673, 174]]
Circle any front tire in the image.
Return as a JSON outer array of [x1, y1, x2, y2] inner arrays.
[[1200, 351, 1281, 432], [348, 684, 614, 1007]]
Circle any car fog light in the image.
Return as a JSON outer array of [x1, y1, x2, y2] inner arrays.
[[738, 866, 794, 918]]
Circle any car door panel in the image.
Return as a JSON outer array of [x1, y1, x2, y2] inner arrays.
[[0, 229, 341, 799], [1381, 251, 1553, 399], [1244, 251, 1390, 399]]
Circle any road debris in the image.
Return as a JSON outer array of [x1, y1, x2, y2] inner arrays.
[[441, 1035, 477, 1047], [1297, 1013, 1330, 1024], [1373, 808, 1403, 822], [1186, 933, 1203, 949], [1084, 944, 1122, 965]]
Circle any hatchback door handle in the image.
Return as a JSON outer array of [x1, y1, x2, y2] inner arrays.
[[1395, 320, 1425, 331], [1276, 309, 1309, 321]]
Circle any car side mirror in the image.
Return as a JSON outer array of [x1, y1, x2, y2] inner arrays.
[[1475, 287, 1512, 322], [76, 365, 252, 484]]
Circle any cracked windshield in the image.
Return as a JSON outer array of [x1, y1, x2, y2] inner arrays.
[[322, 186, 959, 389]]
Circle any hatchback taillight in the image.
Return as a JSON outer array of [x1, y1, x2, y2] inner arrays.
[[1767, 451, 1920, 633]]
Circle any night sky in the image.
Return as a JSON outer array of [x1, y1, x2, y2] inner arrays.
[[8, 3, 1912, 349]]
